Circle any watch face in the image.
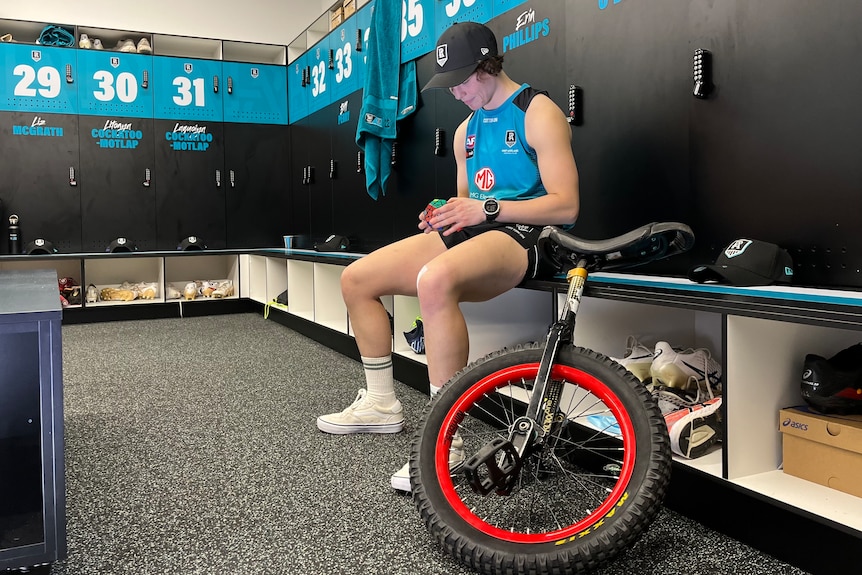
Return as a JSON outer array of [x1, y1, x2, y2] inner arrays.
[[484, 198, 500, 221]]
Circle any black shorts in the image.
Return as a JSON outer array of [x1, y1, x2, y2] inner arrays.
[[438, 222, 556, 281]]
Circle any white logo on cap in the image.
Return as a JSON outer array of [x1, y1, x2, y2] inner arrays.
[[724, 239, 753, 259], [480, 47, 489, 55], [436, 44, 449, 67]]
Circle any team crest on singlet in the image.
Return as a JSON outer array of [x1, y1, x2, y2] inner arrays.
[[466, 134, 476, 158]]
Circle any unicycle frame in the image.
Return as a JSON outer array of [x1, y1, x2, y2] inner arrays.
[[508, 261, 589, 459]]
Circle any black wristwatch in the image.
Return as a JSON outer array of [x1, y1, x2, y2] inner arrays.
[[483, 198, 500, 222]]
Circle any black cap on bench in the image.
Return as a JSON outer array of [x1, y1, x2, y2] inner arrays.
[[689, 239, 794, 286], [107, 237, 137, 253], [25, 238, 58, 255]]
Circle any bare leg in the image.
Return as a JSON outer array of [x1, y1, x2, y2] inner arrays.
[[416, 231, 529, 389], [341, 232, 448, 357]]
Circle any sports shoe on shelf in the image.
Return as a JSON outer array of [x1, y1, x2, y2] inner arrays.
[[403, 316, 425, 354], [317, 389, 404, 434], [136, 37, 152, 54], [665, 397, 723, 459], [610, 336, 654, 382], [85, 284, 99, 303], [116, 39, 136, 52], [650, 341, 722, 393], [211, 280, 234, 299], [78, 33, 91, 49], [801, 343, 862, 414], [391, 434, 464, 492], [93, 38, 103, 50]]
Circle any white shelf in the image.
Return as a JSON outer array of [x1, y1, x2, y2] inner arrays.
[[247, 255, 267, 303], [287, 260, 314, 321], [265, 258, 288, 305], [222, 40, 285, 65], [313, 263, 347, 334], [734, 470, 862, 533], [152, 34, 222, 59]]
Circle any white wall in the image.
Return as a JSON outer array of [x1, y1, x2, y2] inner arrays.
[[0, 0, 337, 46]]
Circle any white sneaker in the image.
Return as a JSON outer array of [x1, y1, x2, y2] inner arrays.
[[649, 341, 721, 393], [610, 336, 654, 382], [136, 37, 152, 54], [93, 38, 103, 50], [316, 389, 403, 434], [79, 33, 91, 49], [116, 39, 136, 53], [391, 434, 464, 492]]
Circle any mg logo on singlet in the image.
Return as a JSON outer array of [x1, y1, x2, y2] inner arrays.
[[475, 167, 495, 191]]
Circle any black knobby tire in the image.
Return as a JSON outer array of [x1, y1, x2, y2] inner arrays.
[[411, 343, 671, 575]]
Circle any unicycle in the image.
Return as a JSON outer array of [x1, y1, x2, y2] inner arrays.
[[410, 222, 695, 575]]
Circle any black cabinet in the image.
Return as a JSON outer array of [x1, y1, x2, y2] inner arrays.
[[0, 269, 66, 570]]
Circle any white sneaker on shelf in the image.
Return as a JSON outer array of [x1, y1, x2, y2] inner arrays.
[[391, 434, 464, 492], [93, 38, 103, 50], [649, 341, 721, 393], [79, 33, 91, 49], [116, 39, 136, 52], [610, 336, 654, 382], [665, 397, 723, 459], [136, 37, 152, 54], [316, 389, 404, 434]]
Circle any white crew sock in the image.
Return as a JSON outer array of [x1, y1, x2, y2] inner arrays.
[[362, 355, 396, 406], [429, 384, 441, 397]]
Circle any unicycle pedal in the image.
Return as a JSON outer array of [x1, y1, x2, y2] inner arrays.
[[462, 437, 521, 496]]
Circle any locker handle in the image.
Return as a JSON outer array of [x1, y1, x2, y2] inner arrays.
[[330, 159, 337, 179], [143, 168, 151, 187], [227, 76, 233, 94], [357, 151, 363, 173], [65, 63, 74, 84], [142, 70, 149, 90], [229, 170, 235, 188], [215, 169, 222, 187], [69, 167, 77, 187], [213, 75, 219, 93]]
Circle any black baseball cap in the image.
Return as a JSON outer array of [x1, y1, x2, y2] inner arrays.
[[422, 22, 498, 91], [688, 238, 794, 286], [106, 237, 137, 253], [25, 238, 58, 255]]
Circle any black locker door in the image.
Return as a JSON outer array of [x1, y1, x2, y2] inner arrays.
[[288, 117, 312, 240], [154, 119, 225, 250], [305, 104, 335, 246], [563, 0, 691, 242], [224, 122, 290, 249], [689, 0, 862, 287], [389, 52, 443, 244], [0, 112, 81, 253], [331, 91, 394, 253], [78, 116, 156, 252]]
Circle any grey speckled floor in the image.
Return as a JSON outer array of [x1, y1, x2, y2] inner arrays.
[[50, 313, 811, 575]]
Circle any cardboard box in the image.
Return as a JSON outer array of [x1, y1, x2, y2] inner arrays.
[[779, 406, 862, 498], [344, 0, 356, 18], [330, 7, 344, 30]]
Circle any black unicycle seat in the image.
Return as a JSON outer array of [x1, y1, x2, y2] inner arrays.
[[538, 222, 695, 273]]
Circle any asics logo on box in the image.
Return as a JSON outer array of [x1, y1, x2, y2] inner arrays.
[[782, 418, 809, 431]]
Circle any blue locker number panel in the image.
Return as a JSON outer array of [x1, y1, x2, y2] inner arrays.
[[0, 44, 78, 114], [222, 61, 287, 125], [435, 0, 493, 38], [401, 0, 435, 63], [153, 56, 223, 121], [77, 50, 153, 118]]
